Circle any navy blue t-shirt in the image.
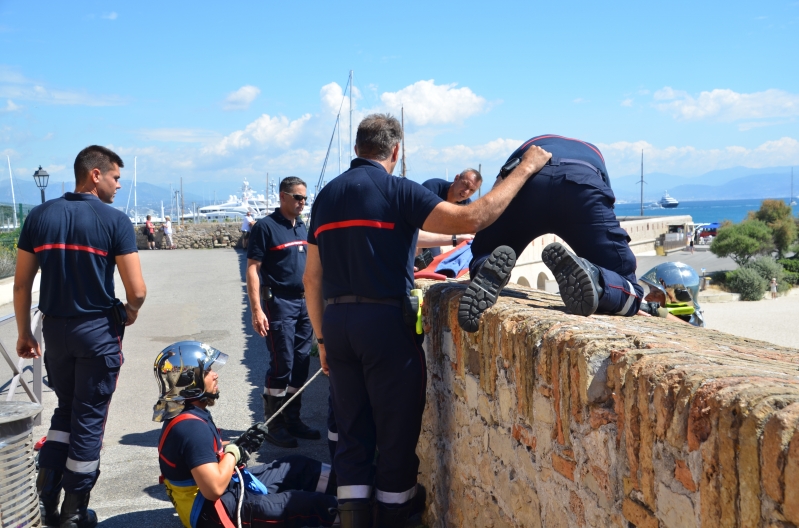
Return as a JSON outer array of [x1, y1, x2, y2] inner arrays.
[[307, 158, 443, 299], [17, 193, 138, 317], [158, 406, 222, 484], [508, 135, 611, 187], [246, 209, 308, 294], [421, 178, 472, 205]]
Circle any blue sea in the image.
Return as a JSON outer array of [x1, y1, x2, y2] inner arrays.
[[614, 199, 799, 224]]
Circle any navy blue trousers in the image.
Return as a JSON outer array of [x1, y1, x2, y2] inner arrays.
[[263, 295, 313, 396], [39, 313, 124, 493], [206, 455, 337, 527], [471, 161, 643, 315], [323, 303, 426, 505]]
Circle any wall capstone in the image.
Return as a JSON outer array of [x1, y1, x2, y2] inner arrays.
[[417, 279, 799, 527]]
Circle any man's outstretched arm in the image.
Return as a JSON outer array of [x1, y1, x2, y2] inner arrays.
[[422, 145, 551, 235]]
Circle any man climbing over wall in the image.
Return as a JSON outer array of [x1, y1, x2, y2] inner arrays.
[[458, 135, 643, 333]]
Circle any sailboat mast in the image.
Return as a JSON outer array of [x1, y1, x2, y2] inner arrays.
[[639, 150, 644, 217], [7, 156, 17, 228], [134, 156, 138, 225], [401, 106, 406, 178], [349, 70, 353, 163]]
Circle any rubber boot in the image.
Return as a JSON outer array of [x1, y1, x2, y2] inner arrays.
[[59, 492, 98, 528], [338, 500, 373, 528], [36, 467, 63, 527], [458, 246, 516, 332], [542, 242, 604, 316], [263, 395, 298, 448], [283, 393, 322, 439], [376, 484, 426, 528]]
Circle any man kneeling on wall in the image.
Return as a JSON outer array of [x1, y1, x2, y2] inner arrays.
[[154, 341, 338, 527]]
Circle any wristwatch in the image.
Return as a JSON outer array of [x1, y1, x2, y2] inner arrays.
[[452, 235, 458, 246], [316, 337, 324, 345]]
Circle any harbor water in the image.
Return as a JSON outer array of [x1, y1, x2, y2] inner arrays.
[[615, 198, 799, 224]]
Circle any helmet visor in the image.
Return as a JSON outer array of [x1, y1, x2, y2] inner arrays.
[[207, 351, 228, 372]]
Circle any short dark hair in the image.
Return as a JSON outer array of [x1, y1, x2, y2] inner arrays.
[[280, 176, 306, 193], [460, 168, 483, 183], [355, 114, 402, 161], [74, 145, 124, 184]]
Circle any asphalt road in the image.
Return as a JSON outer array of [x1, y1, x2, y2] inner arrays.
[[24, 248, 331, 527]]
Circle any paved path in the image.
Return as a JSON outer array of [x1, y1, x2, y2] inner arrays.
[[635, 246, 738, 276], [25, 248, 331, 527]]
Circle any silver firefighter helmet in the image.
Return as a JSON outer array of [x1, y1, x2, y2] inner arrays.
[[638, 262, 704, 327], [152, 341, 228, 422]]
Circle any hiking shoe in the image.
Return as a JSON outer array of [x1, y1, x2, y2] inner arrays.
[[542, 242, 603, 316], [458, 246, 516, 333]]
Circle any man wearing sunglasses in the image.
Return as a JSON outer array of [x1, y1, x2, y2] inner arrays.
[[246, 177, 321, 448]]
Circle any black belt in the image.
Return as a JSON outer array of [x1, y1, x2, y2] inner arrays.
[[327, 295, 401, 307]]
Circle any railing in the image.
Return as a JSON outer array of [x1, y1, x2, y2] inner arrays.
[[0, 305, 43, 425]]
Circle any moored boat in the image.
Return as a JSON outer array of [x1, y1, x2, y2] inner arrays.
[[659, 192, 679, 208]]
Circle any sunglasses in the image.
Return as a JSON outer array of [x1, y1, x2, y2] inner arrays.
[[282, 192, 307, 202]]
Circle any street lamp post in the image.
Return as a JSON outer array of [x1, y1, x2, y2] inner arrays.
[[33, 166, 49, 204]]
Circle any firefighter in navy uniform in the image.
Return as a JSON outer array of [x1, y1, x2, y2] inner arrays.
[[247, 176, 320, 448], [458, 134, 645, 333], [14, 146, 147, 528], [153, 341, 338, 528], [303, 114, 551, 528]]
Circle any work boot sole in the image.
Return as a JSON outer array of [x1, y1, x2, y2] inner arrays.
[[542, 242, 599, 316], [458, 246, 516, 333]]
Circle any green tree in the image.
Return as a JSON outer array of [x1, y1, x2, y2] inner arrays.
[[750, 199, 798, 257], [710, 220, 773, 266]]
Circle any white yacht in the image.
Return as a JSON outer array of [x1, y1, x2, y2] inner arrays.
[[658, 192, 679, 209], [197, 180, 273, 221]]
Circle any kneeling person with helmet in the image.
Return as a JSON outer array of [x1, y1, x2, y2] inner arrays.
[[154, 341, 338, 528]]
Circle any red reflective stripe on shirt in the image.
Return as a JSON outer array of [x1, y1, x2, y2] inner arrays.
[[270, 240, 308, 251], [314, 220, 395, 238], [33, 243, 109, 257], [520, 135, 605, 163]]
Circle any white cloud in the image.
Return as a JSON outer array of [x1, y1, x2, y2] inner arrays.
[[0, 99, 20, 112], [380, 80, 487, 126], [202, 113, 312, 156], [223, 85, 261, 111], [320, 82, 362, 117], [0, 66, 125, 106], [653, 87, 799, 122], [598, 137, 799, 176], [573, 98, 588, 104], [102, 12, 118, 20], [621, 98, 634, 107]]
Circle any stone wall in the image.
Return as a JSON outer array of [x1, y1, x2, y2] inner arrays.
[[133, 222, 244, 250], [417, 279, 799, 527]]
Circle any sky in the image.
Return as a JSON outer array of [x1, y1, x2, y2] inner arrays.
[[1, 0, 798, 198]]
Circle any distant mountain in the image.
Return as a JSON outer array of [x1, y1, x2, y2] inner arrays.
[[0, 179, 203, 215], [612, 165, 796, 202]]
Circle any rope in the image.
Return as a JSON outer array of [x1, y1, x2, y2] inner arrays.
[[264, 368, 325, 427], [235, 465, 244, 527]]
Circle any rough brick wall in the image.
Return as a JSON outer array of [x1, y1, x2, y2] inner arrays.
[[417, 279, 799, 527]]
